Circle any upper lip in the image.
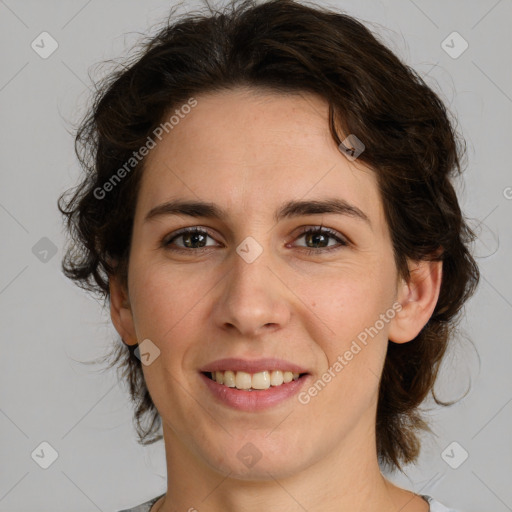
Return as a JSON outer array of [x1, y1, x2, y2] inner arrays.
[[199, 358, 309, 374]]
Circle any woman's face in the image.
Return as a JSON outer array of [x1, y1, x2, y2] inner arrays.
[[115, 87, 404, 478]]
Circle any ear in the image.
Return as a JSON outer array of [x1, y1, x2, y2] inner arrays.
[[388, 258, 443, 343], [109, 274, 138, 346]]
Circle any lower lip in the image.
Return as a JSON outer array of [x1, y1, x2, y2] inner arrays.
[[199, 372, 310, 411]]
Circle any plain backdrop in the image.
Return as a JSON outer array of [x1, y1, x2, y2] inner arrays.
[[0, 1, 511, 511]]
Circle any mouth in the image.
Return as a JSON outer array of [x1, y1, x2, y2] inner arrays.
[[198, 358, 311, 410], [199, 369, 311, 411], [201, 370, 309, 391]]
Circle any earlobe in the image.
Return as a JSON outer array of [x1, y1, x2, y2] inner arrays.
[[109, 275, 138, 346], [388, 258, 443, 344]]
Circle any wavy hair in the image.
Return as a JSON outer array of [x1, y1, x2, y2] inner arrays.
[[58, 0, 480, 473]]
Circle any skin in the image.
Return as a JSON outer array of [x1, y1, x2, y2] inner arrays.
[[110, 87, 442, 512]]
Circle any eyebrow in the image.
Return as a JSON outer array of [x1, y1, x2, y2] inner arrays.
[[144, 197, 371, 227]]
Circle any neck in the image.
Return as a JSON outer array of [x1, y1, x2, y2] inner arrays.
[[154, 420, 424, 512]]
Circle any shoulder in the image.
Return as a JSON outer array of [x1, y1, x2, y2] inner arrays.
[[421, 494, 462, 512], [116, 493, 165, 512], [117, 493, 463, 512]]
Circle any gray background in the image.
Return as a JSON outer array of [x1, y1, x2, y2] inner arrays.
[[0, 0, 511, 511]]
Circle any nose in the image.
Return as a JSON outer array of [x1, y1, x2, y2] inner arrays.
[[212, 245, 291, 338]]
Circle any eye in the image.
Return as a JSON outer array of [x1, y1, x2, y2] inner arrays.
[[162, 227, 219, 252], [161, 225, 349, 254], [291, 226, 349, 254]]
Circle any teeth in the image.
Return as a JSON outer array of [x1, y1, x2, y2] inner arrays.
[[251, 371, 270, 389], [223, 370, 235, 387], [208, 370, 301, 390], [235, 371, 253, 390], [270, 370, 284, 386]]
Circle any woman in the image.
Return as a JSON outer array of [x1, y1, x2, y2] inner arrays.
[[58, 1, 479, 511]]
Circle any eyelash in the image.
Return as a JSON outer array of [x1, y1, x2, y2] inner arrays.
[[162, 225, 349, 255]]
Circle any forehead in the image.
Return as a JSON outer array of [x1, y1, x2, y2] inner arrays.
[[135, 87, 385, 232]]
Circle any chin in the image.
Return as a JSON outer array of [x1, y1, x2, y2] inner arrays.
[[208, 456, 306, 481], [200, 439, 310, 481]]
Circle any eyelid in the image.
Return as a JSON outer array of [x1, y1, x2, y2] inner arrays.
[[162, 226, 221, 247], [162, 224, 350, 252], [290, 225, 350, 249]]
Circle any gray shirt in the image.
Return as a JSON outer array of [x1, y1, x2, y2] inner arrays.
[[116, 493, 461, 511]]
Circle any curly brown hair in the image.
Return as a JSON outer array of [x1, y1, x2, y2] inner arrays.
[[58, 0, 480, 473]]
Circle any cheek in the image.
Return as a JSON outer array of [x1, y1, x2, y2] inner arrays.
[[300, 274, 393, 418], [127, 256, 214, 348], [297, 262, 396, 405], [302, 266, 396, 342]]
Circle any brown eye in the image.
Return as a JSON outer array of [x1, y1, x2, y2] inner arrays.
[[163, 228, 218, 251], [293, 227, 348, 253]]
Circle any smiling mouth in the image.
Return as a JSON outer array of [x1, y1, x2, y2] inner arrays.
[[202, 370, 308, 391]]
